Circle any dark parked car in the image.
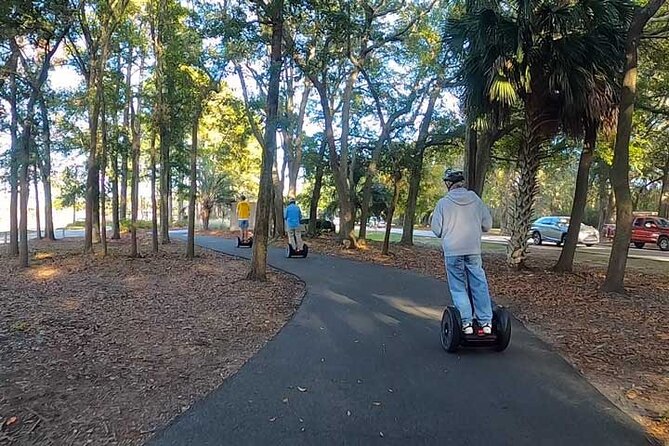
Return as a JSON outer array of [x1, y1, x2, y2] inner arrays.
[[300, 218, 336, 233], [530, 216, 599, 247], [631, 216, 669, 251]]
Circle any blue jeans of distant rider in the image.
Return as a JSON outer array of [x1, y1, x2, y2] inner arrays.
[[445, 255, 493, 325]]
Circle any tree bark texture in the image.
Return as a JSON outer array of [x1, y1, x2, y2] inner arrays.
[[33, 163, 42, 239], [602, 0, 666, 292], [7, 47, 19, 255], [100, 100, 109, 256], [308, 140, 327, 236], [150, 130, 159, 253], [187, 109, 200, 259], [382, 171, 402, 255], [247, 0, 284, 280], [554, 124, 596, 272], [400, 87, 440, 245], [506, 114, 542, 269], [130, 60, 143, 258], [37, 96, 56, 240], [658, 151, 669, 218]]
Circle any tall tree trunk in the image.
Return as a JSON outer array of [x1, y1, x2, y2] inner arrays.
[[178, 194, 185, 222], [400, 88, 440, 245], [597, 162, 611, 234], [120, 151, 128, 221], [7, 48, 19, 255], [272, 163, 285, 237], [554, 124, 596, 272], [37, 96, 55, 240], [187, 109, 200, 259], [472, 129, 497, 197], [283, 71, 310, 198], [120, 43, 132, 222], [506, 116, 542, 269], [150, 130, 159, 253], [17, 88, 42, 265], [308, 140, 327, 237], [464, 124, 478, 190], [120, 149, 128, 221], [11, 31, 64, 262], [19, 129, 30, 266], [359, 132, 390, 240], [111, 88, 121, 240], [602, 0, 665, 292], [111, 149, 121, 238], [160, 122, 170, 243], [302, 67, 358, 247], [247, 0, 284, 280], [157, 7, 171, 245], [658, 150, 669, 218], [100, 99, 109, 256], [202, 208, 211, 231], [382, 171, 402, 255], [130, 75, 142, 257], [315, 74, 358, 248], [93, 166, 101, 243], [33, 163, 42, 239], [168, 187, 173, 227], [85, 59, 102, 253], [9, 145, 19, 256]]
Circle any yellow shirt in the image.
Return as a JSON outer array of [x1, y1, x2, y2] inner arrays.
[[237, 201, 250, 219]]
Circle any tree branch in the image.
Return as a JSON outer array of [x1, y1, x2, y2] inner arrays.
[[235, 63, 266, 150]]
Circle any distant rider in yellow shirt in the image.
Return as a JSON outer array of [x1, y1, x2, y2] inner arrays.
[[236, 195, 251, 241]]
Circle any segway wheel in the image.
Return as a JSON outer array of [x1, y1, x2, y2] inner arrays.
[[248, 237, 253, 247], [493, 307, 512, 352], [301, 244, 309, 258], [286, 245, 293, 258], [236, 237, 241, 248], [440, 306, 461, 353]]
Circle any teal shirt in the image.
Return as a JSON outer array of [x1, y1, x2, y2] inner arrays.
[[284, 204, 302, 229]]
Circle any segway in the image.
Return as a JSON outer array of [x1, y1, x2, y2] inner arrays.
[[286, 232, 308, 258], [236, 236, 253, 248], [440, 291, 511, 353]]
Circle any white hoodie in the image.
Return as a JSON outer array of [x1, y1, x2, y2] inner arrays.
[[430, 187, 492, 256]]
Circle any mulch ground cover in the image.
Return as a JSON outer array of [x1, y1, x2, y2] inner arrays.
[[301, 233, 669, 443], [0, 236, 304, 445]]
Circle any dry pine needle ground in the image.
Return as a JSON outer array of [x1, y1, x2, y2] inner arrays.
[[0, 236, 304, 445]]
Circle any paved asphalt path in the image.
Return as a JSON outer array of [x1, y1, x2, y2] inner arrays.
[[148, 235, 650, 446]]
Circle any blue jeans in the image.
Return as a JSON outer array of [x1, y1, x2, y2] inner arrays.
[[445, 255, 493, 325]]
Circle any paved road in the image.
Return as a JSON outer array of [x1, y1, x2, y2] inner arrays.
[[0, 228, 87, 244], [380, 227, 669, 263], [148, 235, 650, 446]]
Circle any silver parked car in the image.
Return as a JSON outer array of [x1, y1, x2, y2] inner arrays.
[[530, 216, 599, 247]]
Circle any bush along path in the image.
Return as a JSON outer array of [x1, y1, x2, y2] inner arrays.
[[148, 234, 653, 446]]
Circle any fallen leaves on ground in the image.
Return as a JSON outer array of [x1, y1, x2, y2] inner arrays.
[[0, 235, 304, 445], [305, 233, 669, 443]]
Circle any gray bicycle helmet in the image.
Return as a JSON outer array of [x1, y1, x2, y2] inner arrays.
[[443, 168, 465, 184]]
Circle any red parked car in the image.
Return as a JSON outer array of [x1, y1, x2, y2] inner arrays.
[[631, 216, 669, 251]]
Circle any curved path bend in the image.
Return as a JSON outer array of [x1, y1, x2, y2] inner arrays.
[[149, 235, 649, 446]]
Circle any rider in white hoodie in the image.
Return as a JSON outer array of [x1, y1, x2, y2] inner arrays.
[[431, 169, 494, 335]]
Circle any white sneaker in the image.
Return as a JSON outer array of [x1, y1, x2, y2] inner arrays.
[[462, 323, 474, 335], [481, 323, 492, 335]]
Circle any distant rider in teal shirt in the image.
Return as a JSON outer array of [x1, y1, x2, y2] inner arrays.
[[284, 198, 304, 251]]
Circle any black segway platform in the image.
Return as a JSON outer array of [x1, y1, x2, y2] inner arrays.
[[286, 243, 308, 258], [440, 305, 511, 353], [237, 236, 253, 248]]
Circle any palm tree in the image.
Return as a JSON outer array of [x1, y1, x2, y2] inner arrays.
[[446, 0, 632, 268], [198, 166, 234, 231]]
